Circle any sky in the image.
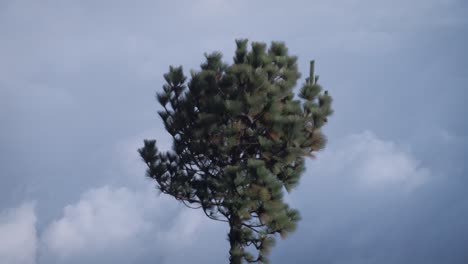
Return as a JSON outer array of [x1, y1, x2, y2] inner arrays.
[[0, 0, 467, 263]]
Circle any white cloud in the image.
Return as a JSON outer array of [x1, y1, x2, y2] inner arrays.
[[272, 131, 436, 262], [350, 131, 429, 189], [0, 202, 37, 264], [311, 130, 429, 191], [42, 186, 152, 258], [41, 184, 210, 263]]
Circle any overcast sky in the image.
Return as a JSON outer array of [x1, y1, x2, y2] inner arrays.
[[1, 0, 467, 263]]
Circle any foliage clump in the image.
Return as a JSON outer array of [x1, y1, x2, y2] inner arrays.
[[139, 39, 333, 263]]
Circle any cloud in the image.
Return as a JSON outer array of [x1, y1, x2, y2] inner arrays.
[[0, 202, 37, 264], [43, 186, 188, 258], [321, 131, 429, 190], [42, 186, 152, 258], [34, 126, 227, 264], [272, 131, 468, 263], [40, 184, 208, 263], [290, 131, 432, 236]]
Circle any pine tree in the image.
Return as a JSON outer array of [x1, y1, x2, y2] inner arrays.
[[138, 39, 333, 263]]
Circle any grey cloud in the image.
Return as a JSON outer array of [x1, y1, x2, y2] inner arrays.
[[42, 186, 157, 259], [0, 202, 37, 264]]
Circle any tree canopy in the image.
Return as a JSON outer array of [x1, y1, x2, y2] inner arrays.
[[139, 39, 333, 263]]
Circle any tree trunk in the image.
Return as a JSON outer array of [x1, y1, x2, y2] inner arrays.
[[229, 215, 243, 264]]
